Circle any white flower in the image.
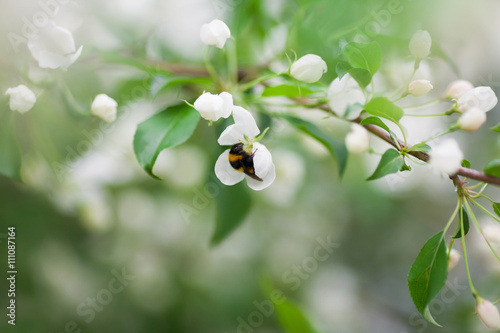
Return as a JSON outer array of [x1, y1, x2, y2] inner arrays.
[[446, 80, 474, 100], [408, 79, 433, 97], [5, 85, 36, 113], [458, 107, 486, 132], [290, 54, 327, 83], [448, 249, 460, 271], [345, 124, 370, 154], [476, 297, 500, 330], [327, 74, 365, 119], [28, 23, 83, 70], [457, 86, 498, 113], [91, 94, 118, 123], [484, 225, 500, 245], [200, 19, 230, 49], [429, 139, 464, 176], [193, 92, 233, 121], [215, 106, 275, 191], [409, 30, 431, 60]]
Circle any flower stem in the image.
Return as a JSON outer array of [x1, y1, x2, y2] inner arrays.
[[465, 199, 500, 262], [239, 73, 285, 92], [471, 197, 500, 223], [460, 197, 479, 295]]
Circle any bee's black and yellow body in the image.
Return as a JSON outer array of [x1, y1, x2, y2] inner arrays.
[[228, 143, 263, 181]]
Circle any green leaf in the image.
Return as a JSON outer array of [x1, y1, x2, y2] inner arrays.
[[280, 115, 347, 176], [335, 62, 349, 79], [409, 143, 431, 153], [133, 104, 200, 178], [452, 207, 469, 239], [408, 231, 448, 327], [461, 159, 471, 168], [0, 113, 22, 180], [484, 159, 500, 178], [364, 97, 404, 124], [343, 41, 382, 76], [261, 84, 313, 97], [150, 74, 210, 98], [348, 68, 372, 88], [490, 123, 500, 132], [367, 149, 404, 180], [492, 202, 500, 218], [211, 182, 252, 246], [360, 116, 390, 133]]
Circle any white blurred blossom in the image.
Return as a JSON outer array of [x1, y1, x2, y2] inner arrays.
[[5, 85, 36, 113], [458, 107, 486, 132], [446, 80, 474, 100], [290, 54, 327, 83], [429, 139, 464, 176], [28, 23, 83, 70], [345, 124, 370, 154], [408, 80, 433, 97], [409, 30, 431, 60], [327, 74, 365, 119], [200, 19, 230, 48], [448, 249, 460, 271], [456, 87, 498, 113], [484, 225, 500, 245], [91, 94, 118, 122]]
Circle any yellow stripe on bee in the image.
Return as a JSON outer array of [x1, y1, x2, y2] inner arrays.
[[228, 154, 243, 162], [236, 167, 244, 172]]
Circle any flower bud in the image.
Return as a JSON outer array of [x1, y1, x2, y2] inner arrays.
[[5, 85, 36, 113], [484, 225, 500, 245], [290, 54, 327, 83], [429, 139, 464, 176], [91, 94, 117, 123], [408, 79, 433, 97], [446, 80, 474, 100], [476, 297, 500, 330], [457, 86, 498, 113], [194, 91, 233, 121], [448, 249, 460, 271], [458, 107, 486, 132], [200, 19, 231, 49], [345, 123, 370, 154], [409, 30, 431, 60]]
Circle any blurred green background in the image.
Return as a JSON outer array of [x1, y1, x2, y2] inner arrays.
[[1, 0, 500, 332]]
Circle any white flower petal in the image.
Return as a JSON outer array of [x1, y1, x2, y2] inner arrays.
[[91, 94, 118, 122], [458, 107, 486, 132], [409, 30, 431, 60], [218, 106, 260, 145], [214, 149, 245, 185], [246, 163, 275, 191], [345, 123, 370, 154], [457, 86, 498, 113], [219, 92, 234, 118], [327, 74, 365, 118], [429, 139, 464, 176]]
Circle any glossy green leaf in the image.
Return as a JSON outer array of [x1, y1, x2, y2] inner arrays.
[[133, 104, 200, 178], [261, 84, 313, 97], [493, 202, 500, 218], [343, 41, 382, 75], [461, 159, 471, 168], [452, 207, 469, 239], [150, 74, 210, 98], [367, 149, 404, 180], [364, 97, 404, 124], [335, 62, 349, 79], [0, 113, 21, 180], [348, 68, 372, 88], [409, 143, 431, 153], [484, 159, 500, 178], [408, 231, 448, 327], [281, 115, 347, 176], [211, 182, 252, 246], [360, 116, 390, 133]]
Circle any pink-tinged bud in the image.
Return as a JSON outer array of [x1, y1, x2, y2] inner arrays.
[[448, 249, 460, 271], [458, 107, 487, 132], [446, 80, 474, 100], [476, 297, 500, 330], [408, 80, 433, 97]]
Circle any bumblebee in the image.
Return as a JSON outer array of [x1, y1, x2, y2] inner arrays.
[[228, 143, 263, 181]]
